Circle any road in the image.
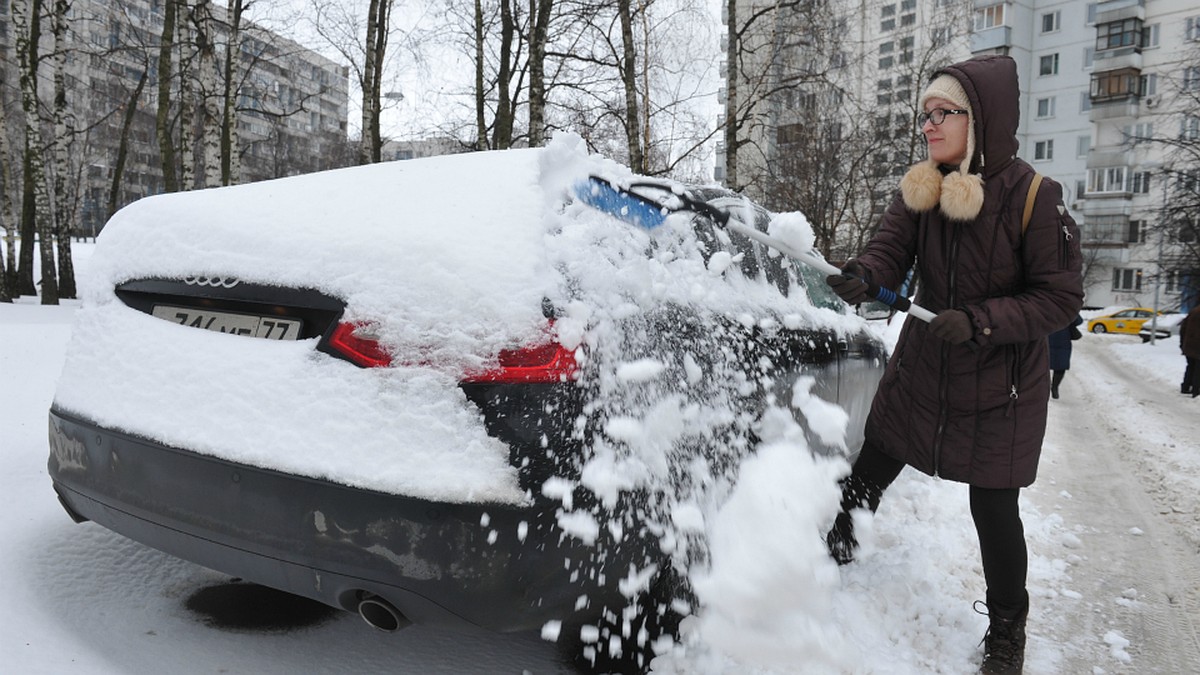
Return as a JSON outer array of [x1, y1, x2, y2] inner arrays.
[[1029, 335, 1200, 673]]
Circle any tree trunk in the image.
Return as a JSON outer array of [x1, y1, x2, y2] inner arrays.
[[13, 0, 39, 297], [157, 0, 179, 193], [108, 72, 149, 221], [617, 0, 643, 173], [14, 0, 58, 303], [179, 3, 196, 191], [52, 0, 75, 298], [0, 41, 17, 301], [360, 0, 390, 164], [221, 0, 245, 186], [474, 0, 487, 150], [190, 0, 222, 188], [370, 0, 391, 161], [723, 0, 738, 189], [527, 0, 552, 147], [492, 0, 515, 150]]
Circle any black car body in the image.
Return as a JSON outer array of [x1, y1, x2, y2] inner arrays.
[[48, 144, 885, 661]]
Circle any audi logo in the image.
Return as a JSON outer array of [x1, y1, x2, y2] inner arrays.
[[183, 276, 241, 289]]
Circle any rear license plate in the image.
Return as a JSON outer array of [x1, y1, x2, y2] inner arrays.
[[151, 305, 302, 340]]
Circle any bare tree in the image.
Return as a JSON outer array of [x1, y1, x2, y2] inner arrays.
[[616, 0, 643, 172], [13, 0, 59, 304], [526, 0, 553, 147], [52, 0, 76, 298], [220, 0, 246, 184], [360, 0, 394, 162]]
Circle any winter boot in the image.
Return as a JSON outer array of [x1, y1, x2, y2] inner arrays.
[[976, 596, 1028, 675], [1050, 384, 1059, 399], [825, 512, 856, 565]]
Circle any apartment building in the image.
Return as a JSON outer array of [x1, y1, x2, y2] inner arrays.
[[974, 0, 1196, 310], [721, 0, 1199, 310], [0, 0, 350, 236]]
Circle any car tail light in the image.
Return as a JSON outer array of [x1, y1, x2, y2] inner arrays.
[[327, 320, 578, 382], [464, 339, 579, 384], [327, 322, 392, 368]]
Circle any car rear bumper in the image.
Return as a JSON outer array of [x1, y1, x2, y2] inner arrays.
[[47, 407, 631, 632]]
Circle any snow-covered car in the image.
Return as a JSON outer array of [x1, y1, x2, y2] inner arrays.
[[46, 135, 885, 669], [1137, 312, 1185, 342], [1087, 307, 1162, 334]]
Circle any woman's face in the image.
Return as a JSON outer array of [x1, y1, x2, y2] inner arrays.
[[921, 96, 970, 167]]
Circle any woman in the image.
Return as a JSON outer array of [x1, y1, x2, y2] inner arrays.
[[1047, 315, 1083, 399], [825, 55, 1084, 675]]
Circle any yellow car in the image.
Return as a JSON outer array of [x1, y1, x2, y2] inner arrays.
[[1087, 307, 1162, 334]]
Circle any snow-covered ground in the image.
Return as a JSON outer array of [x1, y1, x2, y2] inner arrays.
[[2, 242, 1198, 674]]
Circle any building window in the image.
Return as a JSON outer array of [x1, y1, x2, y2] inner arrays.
[[1036, 97, 1056, 118], [882, 4, 896, 17], [1090, 68, 1141, 102], [879, 55, 894, 69], [1112, 268, 1142, 292], [1087, 3, 1098, 25], [1034, 139, 1054, 160], [1142, 24, 1159, 48], [1077, 135, 1091, 158], [1141, 73, 1158, 96], [1131, 171, 1151, 193], [974, 3, 1006, 31], [1088, 166, 1127, 193], [1185, 67, 1200, 91], [1183, 116, 1200, 141], [1039, 53, 1059, 76], [1187, 16, 1200, 41], [1127, 221, 1142, 244], [901, 13, 915, 27], [1084, 47, 1094, 69], [1096, 18, 1143, 51], [901, 0, 916, 10], [1088, 215, 1128, 242], [1042, 11, 1060, 33], [880, 41, 894, 54], [1080, 91, 1093, 112], [881, 18, 895, 31]]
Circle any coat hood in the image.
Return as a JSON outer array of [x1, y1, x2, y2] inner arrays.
[[900, 55, 1021, 220], [938, 55, 1020, 177]]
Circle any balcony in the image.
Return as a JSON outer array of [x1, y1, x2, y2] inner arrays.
[[1093, 48, 1142, 71], [970, 26, 1011, 53], [1088, 98, 1140, 121], [1096, 0, 1145, 24]]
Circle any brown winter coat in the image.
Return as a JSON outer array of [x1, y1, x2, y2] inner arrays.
[[855, 56, 1084, 489], [1181, 305, 1200, 359]]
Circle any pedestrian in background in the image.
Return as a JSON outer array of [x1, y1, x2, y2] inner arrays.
[[1047, 314, 1083, 399], [1180, 304, 1200, 397], [824, 55, 1083, 675]]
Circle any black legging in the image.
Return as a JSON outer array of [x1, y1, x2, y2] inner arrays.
[[838, 440, 1028, 615]]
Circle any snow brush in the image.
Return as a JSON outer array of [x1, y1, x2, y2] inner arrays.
[[574, 176, 937, 323]]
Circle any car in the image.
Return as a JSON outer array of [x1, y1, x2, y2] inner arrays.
[[1087, 307, 1163, 335], [47, 136, 886, 671], [1137, 312, 1185, 342]]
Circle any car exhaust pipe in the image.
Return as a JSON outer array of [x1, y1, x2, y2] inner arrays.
[[357, 594, 411, 632]]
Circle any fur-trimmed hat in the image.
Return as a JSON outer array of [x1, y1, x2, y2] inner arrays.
[[900, 74, 984, 221]]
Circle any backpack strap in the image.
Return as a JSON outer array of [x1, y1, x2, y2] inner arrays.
[[1022, 173, 1044, 235]]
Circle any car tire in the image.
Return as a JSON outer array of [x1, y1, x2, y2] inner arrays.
[[1091, 324, 1107, 333]]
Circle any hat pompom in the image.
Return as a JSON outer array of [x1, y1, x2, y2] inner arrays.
[[939, 171, 984, 221], [900, 160, 942, 212]]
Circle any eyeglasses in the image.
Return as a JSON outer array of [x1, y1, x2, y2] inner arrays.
[[917, 108, 968, 127]]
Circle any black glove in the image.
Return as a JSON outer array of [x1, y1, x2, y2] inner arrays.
[[825, 259, 872, 305], [929, 309, 974, 344]]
